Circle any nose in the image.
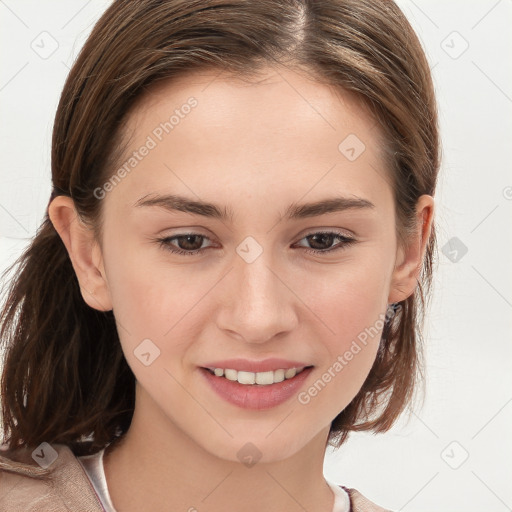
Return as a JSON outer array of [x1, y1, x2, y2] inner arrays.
[[216, 249, 298, 344]]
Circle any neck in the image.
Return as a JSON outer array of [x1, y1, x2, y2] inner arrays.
[[103, 385, 335, 512]]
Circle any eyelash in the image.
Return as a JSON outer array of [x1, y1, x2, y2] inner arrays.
[[155, 230, 357, 256]]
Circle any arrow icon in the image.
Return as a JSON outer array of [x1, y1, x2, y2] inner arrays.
[[441, 236, 467, 263], [30, 31, 59, 60], [338, 134, 365, 161], [440, 440, 469, 469], [440, 31, 469, 59], [134, 339, 161, 366], [236, 236, 263, 263], [31, 442, 58, 468]]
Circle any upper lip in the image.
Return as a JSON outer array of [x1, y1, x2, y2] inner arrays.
[[201, 358, 313, 373]]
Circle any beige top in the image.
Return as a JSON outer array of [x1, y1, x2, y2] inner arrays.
[[0, 442, 392, 511], [77, 447, 351, 512]]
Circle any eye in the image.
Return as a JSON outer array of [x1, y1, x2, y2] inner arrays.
[[155, 230, 357, 256], [156, 233, 213, 256], [293, 230, 357, 255]]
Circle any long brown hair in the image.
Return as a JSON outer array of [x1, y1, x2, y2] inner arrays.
[[0, 0, 440, 456]]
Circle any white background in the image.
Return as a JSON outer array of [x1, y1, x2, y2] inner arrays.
[[1, 1, 511, 510]]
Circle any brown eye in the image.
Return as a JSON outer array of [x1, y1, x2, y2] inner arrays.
[[156, 230, 356, 257], [157, 233, 212, 255], [294, 231, 356, 255]]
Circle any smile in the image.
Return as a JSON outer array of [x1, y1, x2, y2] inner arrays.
[[204, 366, 310, 386], [199, 366, 315, 410]]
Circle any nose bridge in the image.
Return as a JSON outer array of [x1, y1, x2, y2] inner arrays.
[[219, 239, 297, 342], [239, 251, 278, 305]]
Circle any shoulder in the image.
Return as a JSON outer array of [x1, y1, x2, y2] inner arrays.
[[341, 485, 394, 512], [0, 442, 103, 512]]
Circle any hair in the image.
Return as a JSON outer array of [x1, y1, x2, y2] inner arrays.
[[0, 0, 440, 457]]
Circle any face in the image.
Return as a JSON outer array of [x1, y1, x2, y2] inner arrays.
[[63, 65, 422, 463]]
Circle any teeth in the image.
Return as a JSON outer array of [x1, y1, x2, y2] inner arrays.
[[284, 368, 297, 379], [208, 366, 306, 386], [269, 369, 284, 384]]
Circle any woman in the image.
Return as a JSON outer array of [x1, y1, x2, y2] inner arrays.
[[0, 1, 439, 510]]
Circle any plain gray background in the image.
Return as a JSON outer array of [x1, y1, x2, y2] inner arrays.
[[1, 1, 511, 510]]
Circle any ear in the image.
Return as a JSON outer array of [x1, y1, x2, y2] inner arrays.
[[388, 194, 435, 304], [48, 195, 113, 312]]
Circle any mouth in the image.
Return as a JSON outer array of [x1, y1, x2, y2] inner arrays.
[[199, 365, 315, 410], [201, 365, 314, 386]]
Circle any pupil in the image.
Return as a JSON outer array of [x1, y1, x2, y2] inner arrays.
[[180, 235, 202, 250], [309, 233, 333, 250]]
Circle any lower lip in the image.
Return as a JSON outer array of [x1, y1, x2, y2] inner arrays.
[[199, 366, 314, 410]]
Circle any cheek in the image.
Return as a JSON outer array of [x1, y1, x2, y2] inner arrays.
[[300, 259, 390, 402], [102, 251, 205, 399], [103, 238, 215, 354], [304, 252, 391, 330]]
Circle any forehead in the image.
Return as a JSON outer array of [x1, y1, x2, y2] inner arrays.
[[105, 65, 392, 217], [132, 65, 377, 135]]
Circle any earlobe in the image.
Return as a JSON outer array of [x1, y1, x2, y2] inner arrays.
[[48, 196, 113, 312], [388, 195, 434, 304]]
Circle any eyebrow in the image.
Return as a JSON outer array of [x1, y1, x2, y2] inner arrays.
[[133, 193, 375, 222]]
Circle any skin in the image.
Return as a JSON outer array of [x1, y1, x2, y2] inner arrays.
[[49, 64, 434, 512]]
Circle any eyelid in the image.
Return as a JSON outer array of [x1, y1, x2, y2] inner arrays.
[[154, 228, 357, 256], [157, 226, 355, 240], [299, 226, 356, 239]]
